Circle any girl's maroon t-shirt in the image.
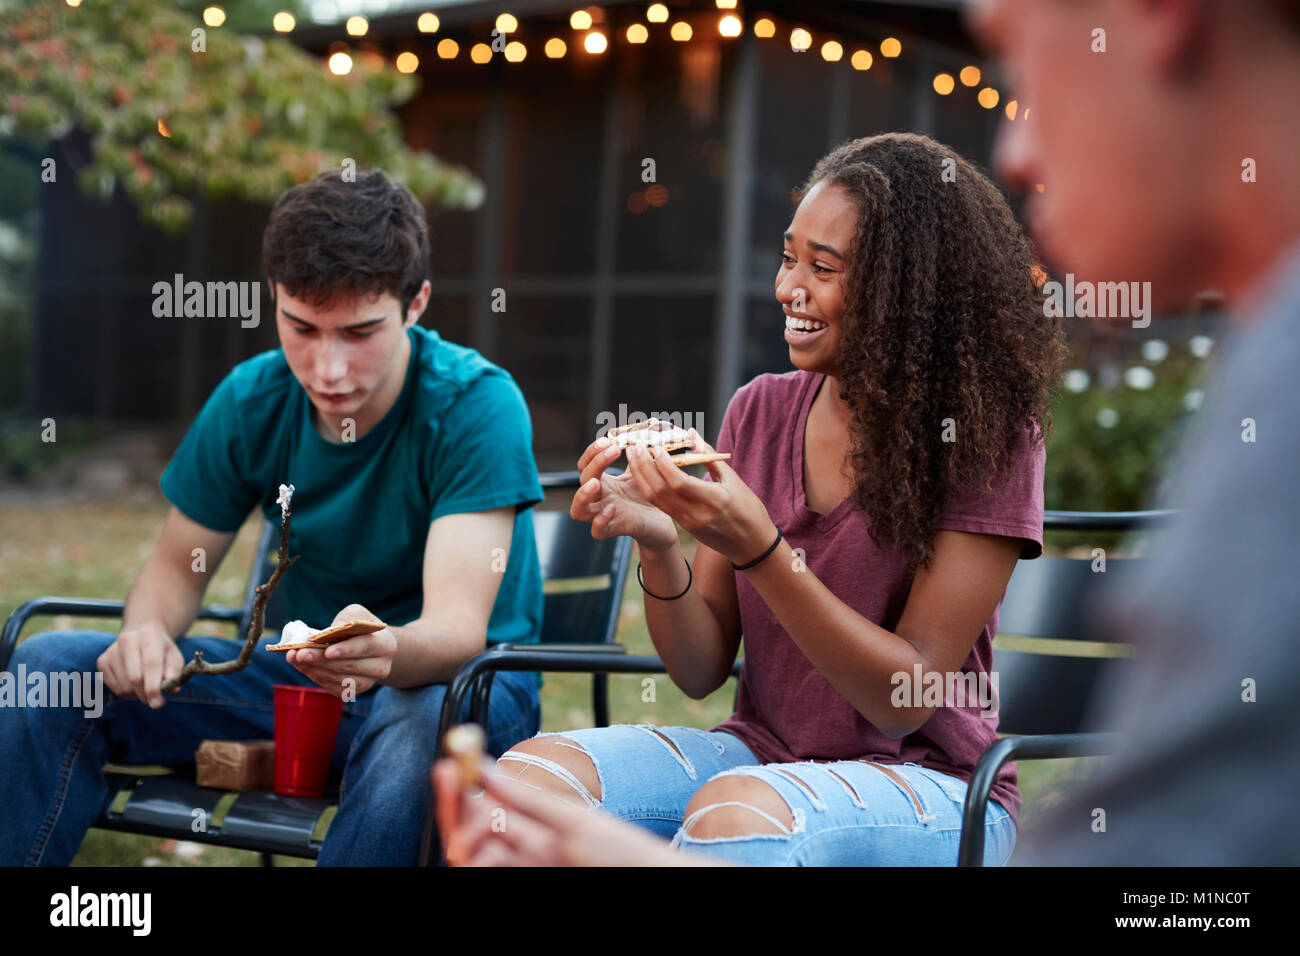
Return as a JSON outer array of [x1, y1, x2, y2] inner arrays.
[[706, 370, 1045, 826]]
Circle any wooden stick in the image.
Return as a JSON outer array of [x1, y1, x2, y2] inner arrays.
[[160, 495, 298, 692]]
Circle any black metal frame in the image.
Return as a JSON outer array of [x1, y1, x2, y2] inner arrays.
[[953, 508, 1174, 865], [1, 600, 246, 672], [426, 507, 1177, 868]]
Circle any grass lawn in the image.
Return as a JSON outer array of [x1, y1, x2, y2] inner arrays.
[[1, 492, 1105, 865]]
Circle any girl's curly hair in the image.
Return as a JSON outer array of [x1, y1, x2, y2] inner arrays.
[[796, 132, 1065, 571]]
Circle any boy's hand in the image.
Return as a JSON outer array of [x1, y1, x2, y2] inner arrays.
[[98, 623, 185, 709], [287, 604, 396, 698]]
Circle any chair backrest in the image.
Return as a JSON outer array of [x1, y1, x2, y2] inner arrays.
[[535, 471, 633, 646], [240, 471, 632, 647], [991, 509, 1176, 736]]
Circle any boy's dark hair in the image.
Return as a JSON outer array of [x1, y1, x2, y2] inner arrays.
[[262, 168, 430, 315]]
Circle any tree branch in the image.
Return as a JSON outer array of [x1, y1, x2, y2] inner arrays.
[[160, 493, 297, 692]]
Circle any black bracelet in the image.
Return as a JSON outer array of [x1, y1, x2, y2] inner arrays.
[[732, 528, 784, 571], [637, 557, 692, 600]]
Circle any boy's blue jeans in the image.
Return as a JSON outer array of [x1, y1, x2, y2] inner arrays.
[[0, 630, 539, 866]]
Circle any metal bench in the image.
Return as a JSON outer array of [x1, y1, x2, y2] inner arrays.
[[1, 471, 631, 864]]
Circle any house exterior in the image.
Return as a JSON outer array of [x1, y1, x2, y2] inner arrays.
[[30, 1, 1026, 468]]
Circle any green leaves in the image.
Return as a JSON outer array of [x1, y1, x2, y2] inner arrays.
[[0, 0, 484, 233]]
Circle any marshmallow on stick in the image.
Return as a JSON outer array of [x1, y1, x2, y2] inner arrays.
[[444, 724, 487, 789]]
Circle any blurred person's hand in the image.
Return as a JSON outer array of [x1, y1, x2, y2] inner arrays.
[[433, 755, 709, 866], [97, 623, 184, 709]]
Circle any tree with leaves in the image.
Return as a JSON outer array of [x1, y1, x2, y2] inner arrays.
[[0, 0, 483, 233]]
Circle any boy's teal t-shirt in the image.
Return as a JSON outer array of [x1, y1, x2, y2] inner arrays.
[[160, 325, 545, 652]]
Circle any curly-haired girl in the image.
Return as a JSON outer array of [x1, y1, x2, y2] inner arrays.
[[450, 132, 1065, 866]]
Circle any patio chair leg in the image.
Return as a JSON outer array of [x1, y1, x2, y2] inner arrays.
[[594, 673, 609, 727], [260, 851, 274, 867]]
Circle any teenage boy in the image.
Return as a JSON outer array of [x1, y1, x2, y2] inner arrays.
[[1, 169, 545, 866]]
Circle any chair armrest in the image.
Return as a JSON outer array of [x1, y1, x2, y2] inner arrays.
[[2, 597, 246, 670], [494, 642, 628, 655], [957, 731, 1121, 867]]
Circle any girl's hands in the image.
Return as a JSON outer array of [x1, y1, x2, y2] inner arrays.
[[572, 436, 679, 553], [621, 429, 777, 566]]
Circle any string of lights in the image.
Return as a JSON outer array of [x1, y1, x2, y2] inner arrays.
[[59, 0, 1027, 122]]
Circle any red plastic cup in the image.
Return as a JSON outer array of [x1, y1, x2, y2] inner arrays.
[[272, 683, 344, 797]]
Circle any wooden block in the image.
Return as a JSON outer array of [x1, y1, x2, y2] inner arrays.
[[195, 739, 275, 790]]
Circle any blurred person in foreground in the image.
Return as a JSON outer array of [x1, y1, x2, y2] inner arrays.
[[435, 0, 1300, 865]]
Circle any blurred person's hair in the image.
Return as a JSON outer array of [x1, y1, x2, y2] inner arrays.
[[797, 132, 1065, 571], [261, 168, 430, 314]]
